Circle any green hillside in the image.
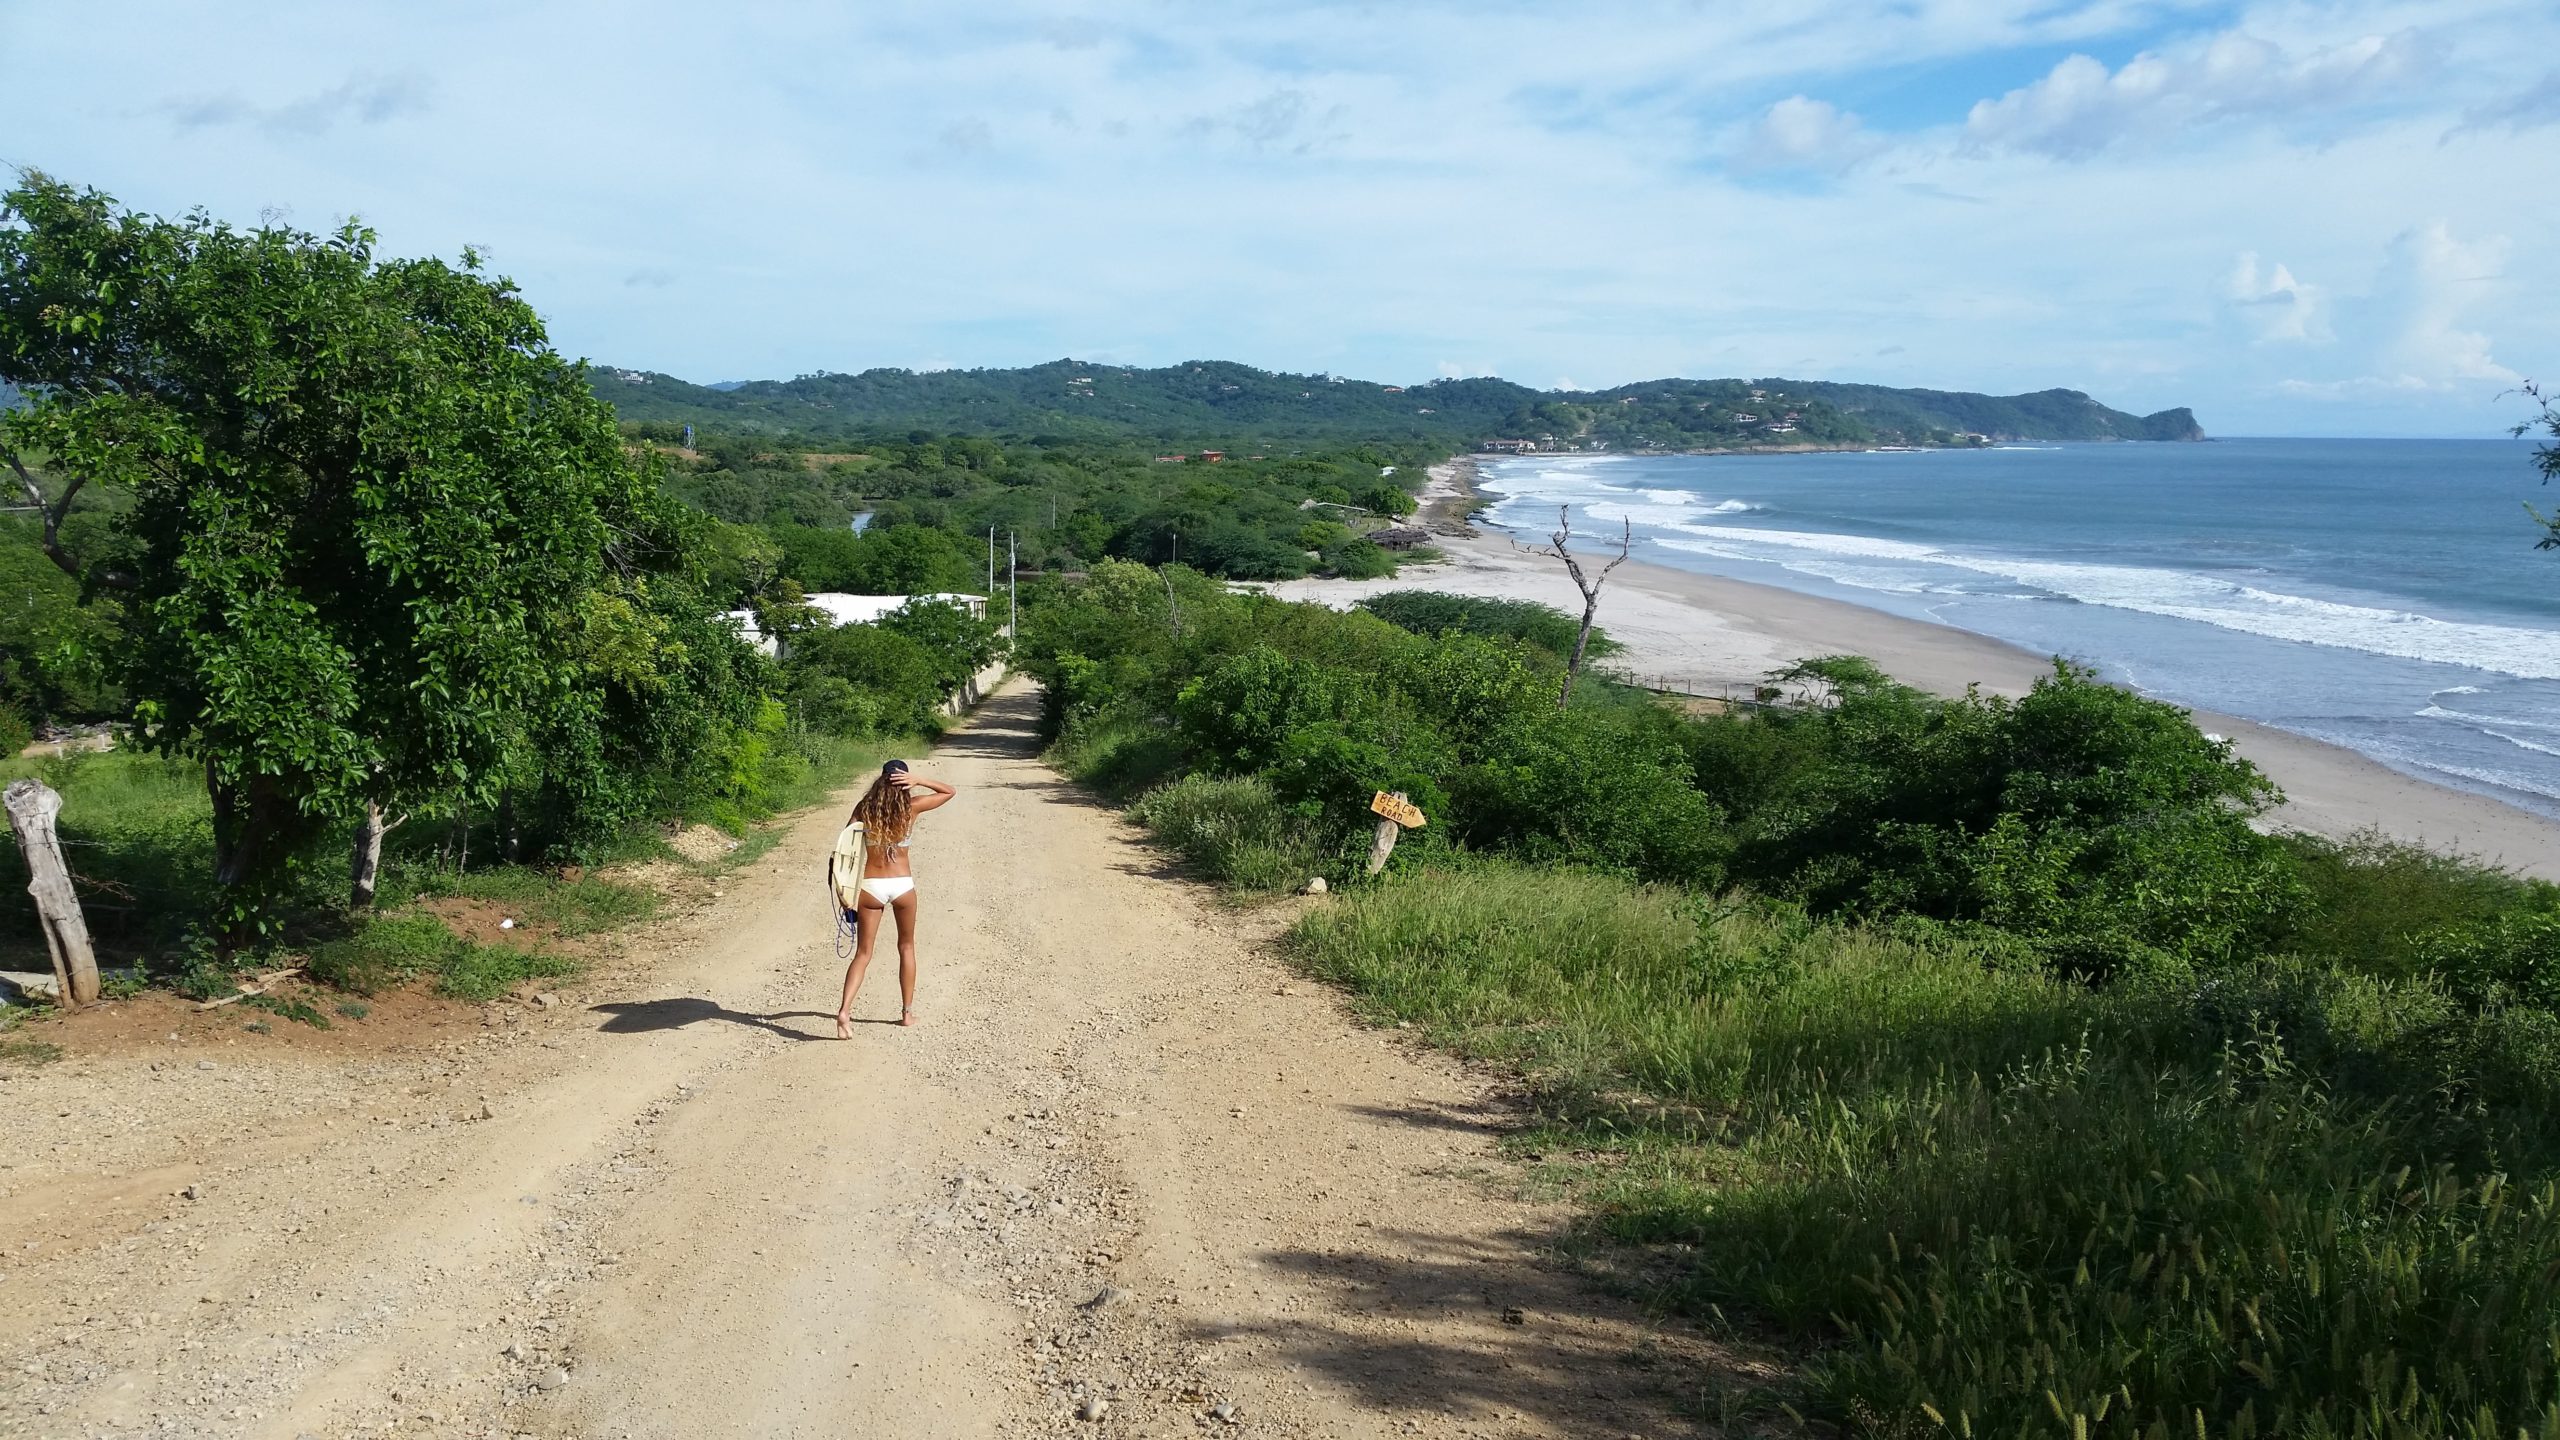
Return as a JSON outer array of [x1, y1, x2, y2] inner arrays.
[[587, 359, 2202, 449]]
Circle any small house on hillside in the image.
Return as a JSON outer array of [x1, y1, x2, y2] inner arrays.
[[1369, 526, 1431, 551]]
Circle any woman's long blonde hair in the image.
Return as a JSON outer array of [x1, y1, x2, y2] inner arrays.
[[851, 763, 914, 851]]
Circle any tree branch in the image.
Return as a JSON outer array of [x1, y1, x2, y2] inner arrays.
[[3, 447, 134, 590]]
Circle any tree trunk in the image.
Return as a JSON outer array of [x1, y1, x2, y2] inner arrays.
[[349, 800, 386, 911], [1560, 598, 1601, 708], [4, 779, 100, 1008]]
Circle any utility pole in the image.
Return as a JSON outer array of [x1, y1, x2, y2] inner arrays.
[[1007, 531, 1018, 638], [986, 527, 995, 600]]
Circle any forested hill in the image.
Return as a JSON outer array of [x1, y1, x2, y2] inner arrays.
[[587, 359, 2203, 448]]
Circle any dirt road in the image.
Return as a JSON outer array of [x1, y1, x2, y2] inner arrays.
[[0, 684, 1729, 1438]]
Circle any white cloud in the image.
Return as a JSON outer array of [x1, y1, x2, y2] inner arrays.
[[1734, 96, 1881, 175], [1965, 29, 2433, 156], [2225, 252, 2326, 342], [7, 0, 2553, 436], [2271, 221, 2515, 398]]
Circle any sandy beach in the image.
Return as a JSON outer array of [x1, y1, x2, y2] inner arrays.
[[1263, 466, 2560, 879]]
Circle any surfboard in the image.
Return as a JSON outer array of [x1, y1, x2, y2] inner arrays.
[[829, 819, 867, 911]]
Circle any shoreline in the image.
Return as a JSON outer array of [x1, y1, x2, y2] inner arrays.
[[1305, 488, 2560, 879]]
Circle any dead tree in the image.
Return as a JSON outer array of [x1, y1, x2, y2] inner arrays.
[[4, 779, 100, 1007], [347, 800, 411, 911], [1536, 506, 1633, 708]]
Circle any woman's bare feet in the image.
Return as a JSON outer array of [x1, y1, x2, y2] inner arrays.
[[835, 1012, 853, 1040], [898, 1006, 917, 1027]]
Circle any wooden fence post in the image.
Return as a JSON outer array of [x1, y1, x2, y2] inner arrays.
[[1365, 791, 1411, 877], [1363, 791, 1429, 878], [4, 778, 99, 1008]]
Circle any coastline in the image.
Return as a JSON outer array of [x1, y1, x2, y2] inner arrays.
[[1307, 482, 2560, 878]]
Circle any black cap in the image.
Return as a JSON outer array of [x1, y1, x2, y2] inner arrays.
[[883, 758, 911, 775]]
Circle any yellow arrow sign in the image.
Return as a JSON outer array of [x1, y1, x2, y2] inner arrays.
[[1369, 791, 1426, 829]]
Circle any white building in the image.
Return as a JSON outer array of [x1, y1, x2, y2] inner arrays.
[[723, 592, 987, 657]]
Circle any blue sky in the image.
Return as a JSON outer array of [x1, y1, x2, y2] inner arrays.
[[3, 1, 2554, 435]]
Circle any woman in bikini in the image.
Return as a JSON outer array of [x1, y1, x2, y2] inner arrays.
[[834, 758, 956, 1036]]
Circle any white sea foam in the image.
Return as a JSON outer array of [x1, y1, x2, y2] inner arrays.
[[1653, 523, 2560, 680], [2416, 704, 2560, 732], [2486, 729, 2560, 759]]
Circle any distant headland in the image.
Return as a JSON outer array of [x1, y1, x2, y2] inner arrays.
[[586, 359, 2202, 450]]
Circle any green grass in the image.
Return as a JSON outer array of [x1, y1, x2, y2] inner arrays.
[[0, 1034, 64, 1065], [0, 748, 215, 961], [404, 864, 659, 936], [1125, 773, 1333, 894], [305, 910, 578, 1001], [1289, 861, 2560, 1437]]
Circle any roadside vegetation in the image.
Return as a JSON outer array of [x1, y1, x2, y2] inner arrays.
[[0, 176, 993, 1001], [1018, 563, 2560, 1436]]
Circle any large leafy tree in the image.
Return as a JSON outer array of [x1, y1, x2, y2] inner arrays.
[[0, 174, 673, 937]]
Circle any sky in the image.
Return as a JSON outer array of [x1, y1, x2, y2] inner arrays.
[[3, 1, 2554, 436]]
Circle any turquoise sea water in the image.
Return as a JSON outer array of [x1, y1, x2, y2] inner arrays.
[[1479, 439, 2560, 821]]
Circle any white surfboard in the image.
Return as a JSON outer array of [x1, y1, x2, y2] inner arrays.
[[829, 819, 867, 911]]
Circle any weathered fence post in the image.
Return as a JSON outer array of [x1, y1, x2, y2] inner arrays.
[[4, 778, 99, 1008], [1364, 790, 1428, 878]]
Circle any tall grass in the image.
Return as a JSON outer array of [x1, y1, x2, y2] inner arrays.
[[1291, 862, 2560, 1436], [1045, 716, 1185, 801], [1125, 774, 1332, 893]]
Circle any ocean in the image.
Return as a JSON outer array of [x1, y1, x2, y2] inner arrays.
[[1478, 439, 2560, 822]]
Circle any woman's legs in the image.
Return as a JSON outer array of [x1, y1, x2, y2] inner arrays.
[[891, 890, 921, 1024], [835, 896, 886, 1038]]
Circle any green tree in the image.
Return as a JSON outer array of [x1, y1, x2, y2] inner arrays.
[[2517, 382, 2560, 549], [0, 174, 677, 935]]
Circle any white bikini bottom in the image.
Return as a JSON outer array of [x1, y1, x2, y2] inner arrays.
[[857, 877, 916, 904]]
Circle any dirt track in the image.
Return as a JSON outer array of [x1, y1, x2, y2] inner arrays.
[[0, 684, 1729, 1438]]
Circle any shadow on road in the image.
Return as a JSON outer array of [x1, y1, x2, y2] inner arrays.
[[1204, 1221, 1777, 1434], [589, 998, 882, 1040]]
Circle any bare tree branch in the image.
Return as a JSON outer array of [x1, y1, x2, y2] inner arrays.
[[1534, 505, 1631, 708]]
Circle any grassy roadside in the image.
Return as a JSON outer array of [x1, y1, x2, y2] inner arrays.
[[1286, 861, 2560, 1436], [1, 731, 919, 1012]]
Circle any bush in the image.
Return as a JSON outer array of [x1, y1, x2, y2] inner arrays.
[[1360, 590, 1617, 661], [1174, 646, 1452, 829], [0, 705, 28, 759], [1127, 774, 1331, 891], [2275, 831, 2559, 979], [784, 623, 947, 735], [1321, 538, 1395, 579]]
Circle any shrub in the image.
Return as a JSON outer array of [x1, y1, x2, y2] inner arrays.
[[1360, 590, 1618, 661], [1127, 774, 1331, 891], [2275, 831, 2559, 979], [1321, 538, 1395, 579], [0, 705, 29, 760], [1174, 646, 1452, 828]]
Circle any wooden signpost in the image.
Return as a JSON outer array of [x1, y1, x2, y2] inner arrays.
[[4, 778, 99, 1008], [1365, 790, 1427, 876]]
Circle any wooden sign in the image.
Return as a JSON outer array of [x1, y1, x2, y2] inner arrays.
[[1369, 791, 1426, 829]]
